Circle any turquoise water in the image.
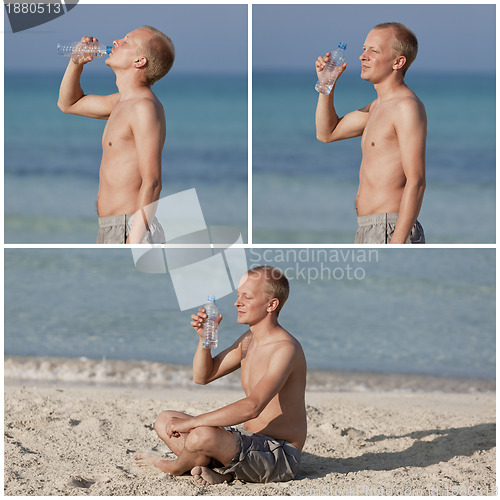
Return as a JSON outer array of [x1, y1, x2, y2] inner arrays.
[[4, 71, 248, 243], [253, 72, 495, 243], [4, 248, 495, 380]]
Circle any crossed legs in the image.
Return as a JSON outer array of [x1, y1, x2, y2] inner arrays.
[[134, 410, 238, 485]]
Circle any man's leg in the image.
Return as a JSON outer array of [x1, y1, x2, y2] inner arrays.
[[135, 410, 238, 482]]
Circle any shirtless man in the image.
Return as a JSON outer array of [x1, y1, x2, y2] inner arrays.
[[135, 266, 307, 485], [316, 22, 426, 244], [57, 26, 175, 244]]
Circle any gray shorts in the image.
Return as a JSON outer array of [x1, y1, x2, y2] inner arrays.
[[212, 427, 301, 483], [96, 214, 166, 244], [354, 212, 425, 244]]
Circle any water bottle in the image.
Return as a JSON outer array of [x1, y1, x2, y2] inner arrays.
[[57, 41, 112, 58], [315, 42, 347, 95], [202, 296, 219, 349]]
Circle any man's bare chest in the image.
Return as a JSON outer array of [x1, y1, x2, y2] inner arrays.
[[102, 107, 134, 148], [240, 345, 271, 392], [361, 107, 398, 151]]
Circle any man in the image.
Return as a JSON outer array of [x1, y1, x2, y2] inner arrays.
[[316, 22, 426, 244], [57, 26, 175, 244], [135, 266, 307, 485]]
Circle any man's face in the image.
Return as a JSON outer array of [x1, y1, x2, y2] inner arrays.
[[359, 28, 397, 83], [106, 28, 151, 69], [234, 272, 272, 326]]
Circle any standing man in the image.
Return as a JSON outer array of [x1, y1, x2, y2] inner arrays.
[[135, 266, 307, 485], [316, 22, 426, 244], [58, 26, 175, 244]]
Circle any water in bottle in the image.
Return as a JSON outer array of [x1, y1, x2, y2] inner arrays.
[[202, 296, 219, 349], [57, 41, 112, 58], [315, 42, 347, 95]]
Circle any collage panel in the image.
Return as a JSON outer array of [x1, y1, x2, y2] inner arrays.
[[252, 4, 495, 244], [4, 247, 495, 494], [4, 4, 248, 244]]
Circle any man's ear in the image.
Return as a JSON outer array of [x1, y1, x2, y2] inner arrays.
[[393, 55, 406, 71], [267, 298, 279, 313], [133, 56, 147, 69]]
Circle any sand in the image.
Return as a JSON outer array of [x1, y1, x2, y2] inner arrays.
[[4, 382, 496, 496]]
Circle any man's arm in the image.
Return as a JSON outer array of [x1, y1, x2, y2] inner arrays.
[[167, 342, 297, 436], [190, 308, 245, 385], [315, 53, 370, 142], [57, 36, 118, 119], [390, 98, 427, 244], [126, 99, 165, 243]]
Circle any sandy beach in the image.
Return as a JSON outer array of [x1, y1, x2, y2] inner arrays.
[[4, 381, 496, 496]]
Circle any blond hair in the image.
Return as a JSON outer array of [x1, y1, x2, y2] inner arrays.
[[374, 22, 418, 75], [248, 265, 290, 316], [140, 25, 175, 85]]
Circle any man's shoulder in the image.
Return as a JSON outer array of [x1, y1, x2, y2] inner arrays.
[[392, 93, 426, 125], [271, 331, 305, 358], [395, 89, 425, 111]]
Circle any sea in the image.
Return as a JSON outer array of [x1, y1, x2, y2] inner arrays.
[[5, 71, 495, 244], [4, 71, 248, 243], [4, 248, 495, 392], [253, 71, 496, 243]]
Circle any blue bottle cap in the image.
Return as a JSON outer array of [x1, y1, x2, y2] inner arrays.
[[338, 42, 347, 50], [106, 46, 113, 54]]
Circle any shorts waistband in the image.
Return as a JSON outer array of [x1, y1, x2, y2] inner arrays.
[[98, 214, 133, 228], [357, 212, 399, 227]]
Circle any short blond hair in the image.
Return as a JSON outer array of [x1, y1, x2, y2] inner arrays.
[[374, 22, 418, 75], [140, 25, 175, 85], [248, 265, 289, 315]]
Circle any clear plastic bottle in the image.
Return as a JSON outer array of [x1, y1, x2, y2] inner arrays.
[[57, 41, 112, 58], [202, 296, 219, 349], [315, 42, 347, 95]]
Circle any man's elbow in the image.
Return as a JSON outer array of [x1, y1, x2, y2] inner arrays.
[[57, 100, 69, 113], [193, 375, 209, 386], [146, 177, 162, 197], [316, 131, 333, 143], [244, 398, 263, 420]]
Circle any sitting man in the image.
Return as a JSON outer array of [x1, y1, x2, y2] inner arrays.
[[135, 265, 307, 485]]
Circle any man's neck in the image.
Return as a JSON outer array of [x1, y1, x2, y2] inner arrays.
[[249, 315, 282, 341], [373, 75, 407, 101], [115, 71, 150, 99]]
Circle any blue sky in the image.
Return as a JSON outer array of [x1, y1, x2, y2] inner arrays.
[[253, 4, 495, 74], [3, 4, 248, 74], [3, 3, 495, 75]]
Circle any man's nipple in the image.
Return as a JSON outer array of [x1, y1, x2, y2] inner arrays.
[[108, 142, 112, 147], [371, 142, 375, 147]]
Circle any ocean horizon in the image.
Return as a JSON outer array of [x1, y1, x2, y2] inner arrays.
[[4, 248, 495, 385]]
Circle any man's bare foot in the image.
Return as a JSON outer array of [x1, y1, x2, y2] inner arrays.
[[134, 451, 163, 469], [191, 466, 232, 485]]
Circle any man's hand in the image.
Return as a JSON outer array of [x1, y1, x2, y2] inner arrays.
[[315, 52, 347, 81], [166, 415, 196, 438], [191, 307, 222, 338], [72, 36, 99, 66]]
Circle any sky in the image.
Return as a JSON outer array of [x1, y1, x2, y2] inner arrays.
[[3, 3, 495, 75], [252, 4, 496, 74], [3, 4, 248, 74]]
